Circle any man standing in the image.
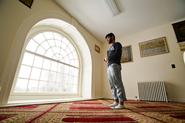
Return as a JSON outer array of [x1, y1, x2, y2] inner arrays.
[[104, 33, 126, 109]]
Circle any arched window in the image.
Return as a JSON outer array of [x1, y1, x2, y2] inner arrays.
[[14, 31, 79, 94]]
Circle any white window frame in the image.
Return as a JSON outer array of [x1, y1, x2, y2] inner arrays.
[[11, 26, 82, 97]]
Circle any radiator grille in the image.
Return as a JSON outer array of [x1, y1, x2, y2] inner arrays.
[[138, 81, 168, 102]]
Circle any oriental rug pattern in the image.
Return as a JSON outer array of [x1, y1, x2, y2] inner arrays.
[[0, 99, 185, 123]]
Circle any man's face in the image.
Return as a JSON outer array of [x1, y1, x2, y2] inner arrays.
[[106, 36, 114, 44]]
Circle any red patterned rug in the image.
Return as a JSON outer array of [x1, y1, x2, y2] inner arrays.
[[73, 101, 102, 104], [170, 113, 185, 120], [137, 105, 172, 108], [0, 114, 16, 121], [70, 100, 112, 110], [14, 105, 38, 109], [0, 99, 185, 122], [62, 114, 137, 122]]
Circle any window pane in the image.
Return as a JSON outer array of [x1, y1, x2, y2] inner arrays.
[[33, 33, 45, 44], [26, 40, 38, 52], [47, 40, 56, 47], [48, 82, 56, 92], [22, 52, 34, 66], [40, 70, 49, 81], [55, 39, 62, 46], [64, 47, 72, 55], [52, 55, 58, 60], [38, 81, 48, 92], [64, 57, 70, 64], [73, 77, 78, 85], [57, 64, 64, 73], [69, 54, 74, 59], [52, 47, 60, 54], [66, 84, 77, 93], [55, 82, 62, 92], [41, 41, 50, 50], [33, 56, 43, 68], [68, 76, 72, 83], [72, 52, 78, 59], [62, 38, 70, 46], [76, 60, 79, 67], [65, 65, 70, 74], [30, 68, 41, 80], [72, 85, 78, 93], [61, 42, 68, 50], [36, 46, 45, 55], [50, 61, 57, 71], [43, 32, 53, 40], [56, 73, 63, 83], [67, 43, 74, 51], [14, 79, 28, 92], [18, 65, 31, 78], [48, 71, 56, 82], [54, 53, 60, 61], [28, 80, 38, 92], [45, 49, 53, 58], [43, 59, 51, 70], [73, 68, 79, 77]]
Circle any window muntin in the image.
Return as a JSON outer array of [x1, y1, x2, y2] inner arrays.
[[14, 31, 79, 94]]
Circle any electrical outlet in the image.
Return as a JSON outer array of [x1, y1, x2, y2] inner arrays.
[[171, 64, 176, 68]]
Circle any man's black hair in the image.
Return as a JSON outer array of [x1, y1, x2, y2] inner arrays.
[[105, 33, 115, 39]]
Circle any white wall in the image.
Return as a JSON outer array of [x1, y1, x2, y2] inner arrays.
[[102, 22, 185, 102], [0, 0, 103, 105]]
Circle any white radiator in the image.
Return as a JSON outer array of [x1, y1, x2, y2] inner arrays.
[[138, 81, 168, 102]]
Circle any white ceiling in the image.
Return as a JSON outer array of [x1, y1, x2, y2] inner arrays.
[[55, 0, 185, 42]]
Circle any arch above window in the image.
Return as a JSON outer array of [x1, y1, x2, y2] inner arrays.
[[6, 18, 92, 104]]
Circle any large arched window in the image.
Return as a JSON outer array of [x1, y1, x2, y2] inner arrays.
[[14, 31, 79, 94]]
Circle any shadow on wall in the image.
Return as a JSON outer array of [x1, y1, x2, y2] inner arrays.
[[165, 82, 179, 102]]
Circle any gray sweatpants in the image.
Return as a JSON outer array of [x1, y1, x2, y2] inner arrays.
[[107, 63, 126, 101]]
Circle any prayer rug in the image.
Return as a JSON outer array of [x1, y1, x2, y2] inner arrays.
[[0, 99, 185, 122]]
